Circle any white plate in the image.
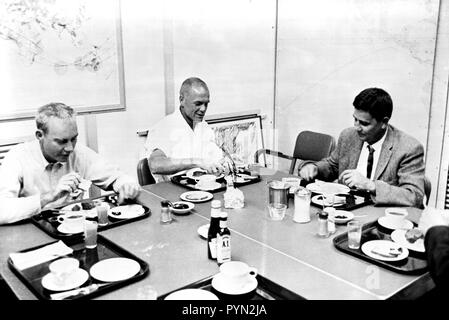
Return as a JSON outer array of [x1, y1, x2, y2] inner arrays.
[[391, 229, 425, 253], [90, 258, 141, 282], [57, 224, 84, 234], [61, 202, 110, 219], [196, 182, 222, 191], [306, 182, 350, 195], [180, 191, 213, 203], [170, 201, 194, 215], [197, 224, 209, 239], [311, 195, 345, 207], [361, 240, 409, 262], [332, 210, 354, 224], [41, 268, 89, 292], [164, 288, 218, 300], [377, 216, 414, 230], [108, 204, 145, 220], [211, 273, 258, 295]]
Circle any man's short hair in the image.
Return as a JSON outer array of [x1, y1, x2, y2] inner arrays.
[[353, 88, 393, 122], [36, 102, 76, 134], [180, 77, 209, 98]]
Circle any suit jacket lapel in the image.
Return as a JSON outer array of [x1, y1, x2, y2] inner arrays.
[[349, 134, 363, 169], [374, 126, 394, 180]]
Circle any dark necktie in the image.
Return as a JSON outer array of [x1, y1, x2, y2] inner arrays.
[[366, 145, 375, 179]]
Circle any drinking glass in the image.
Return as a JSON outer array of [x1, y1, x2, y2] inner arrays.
[[84, 220, 98, 249], [267, 203, 287, 221], [347, 221, 362, 249], [96, 204, 109, 226]]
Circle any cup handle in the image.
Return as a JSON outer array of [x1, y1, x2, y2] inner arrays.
[[57, 216, 65, 223], [248, 267, 258, 278]]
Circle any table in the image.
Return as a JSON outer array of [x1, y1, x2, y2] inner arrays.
[[0, 170, 434, 300]]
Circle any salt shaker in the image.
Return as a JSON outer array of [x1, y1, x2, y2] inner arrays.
[[317, 211, 329, 238], [160, 200, 172, 224]]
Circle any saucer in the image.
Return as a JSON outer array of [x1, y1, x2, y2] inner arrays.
[[170, 201, 194, 215], [90, 258, 141, 282], [41, 268, 89, 292], [108, 204, 145, 220], [180, 191, 213, 203], [57, 224, 84, 234], [377, 216, 414, 230], [211, 273, 258, 295], [332, 210, 354, 224], [164, 289, 218, 300], [197, 224, 209, 239]]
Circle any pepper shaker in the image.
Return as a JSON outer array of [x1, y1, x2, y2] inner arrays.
[[317, 211, 329, 238]]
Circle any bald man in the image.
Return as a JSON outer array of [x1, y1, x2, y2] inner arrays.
[[144, 77, 226, 182]]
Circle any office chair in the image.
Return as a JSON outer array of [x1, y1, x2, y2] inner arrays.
[[137, 158, 156, 186], [424, 176, 431, 206], [254, 130, 336, 174]]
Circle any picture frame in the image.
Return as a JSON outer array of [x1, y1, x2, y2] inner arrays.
[[206, 114, 265, 166]]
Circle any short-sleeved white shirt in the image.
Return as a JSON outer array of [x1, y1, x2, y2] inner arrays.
[[144, 110, 223, 182]]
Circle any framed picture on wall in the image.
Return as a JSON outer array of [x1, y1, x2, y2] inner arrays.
[[206, 114, 265, 166]]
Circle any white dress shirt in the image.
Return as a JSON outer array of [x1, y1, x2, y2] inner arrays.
[[355, 128, 388, 180], [0, 140, 136, 224], [144, 110, 223, 182]]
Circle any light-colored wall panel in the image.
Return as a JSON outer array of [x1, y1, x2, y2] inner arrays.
[[275, 0, 439, 172]]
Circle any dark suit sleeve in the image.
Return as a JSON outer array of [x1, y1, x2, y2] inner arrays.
[[425, 226, 449, 290]]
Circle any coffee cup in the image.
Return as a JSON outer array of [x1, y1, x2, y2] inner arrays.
[[196, 174, 217, 189], [49, 257, 79, 285], [219, 261, 257, 289], [385, 208, 408, 225], [57, 213, 85, 231]]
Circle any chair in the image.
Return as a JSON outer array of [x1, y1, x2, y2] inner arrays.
[[0, 136, 34, 166], [254, 130, 336, 174], [137, 158, 156, 186], [424, 176, 431, 206]]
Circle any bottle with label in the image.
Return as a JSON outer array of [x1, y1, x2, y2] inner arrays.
[[207, 200, 222, 260], [160, 200, 172, 224], [223, 176, 244, 209], [216, 211, 231, 265]]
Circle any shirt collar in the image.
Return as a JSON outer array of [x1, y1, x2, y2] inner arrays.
[[364, 126, 388, 151]]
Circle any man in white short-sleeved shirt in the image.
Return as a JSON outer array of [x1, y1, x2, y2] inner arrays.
[[144, 77, 226, 182], [0, 103, 141, 224]]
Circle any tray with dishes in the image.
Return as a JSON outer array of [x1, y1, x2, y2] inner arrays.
[[30, 193, 151, 242], [158, 274, 304, 300], [7, 235, 149, 300], [333, 220, 427, 275], [171, 167, 261, 193], [305, 181, 373, 211]]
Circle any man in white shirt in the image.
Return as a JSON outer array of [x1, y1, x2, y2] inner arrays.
[[0, 103, 141, 224], [144, 77, 226, 182], [299, 88, 425, 207]]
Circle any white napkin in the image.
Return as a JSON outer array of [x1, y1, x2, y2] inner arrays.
[[9, 241, 73, 270]]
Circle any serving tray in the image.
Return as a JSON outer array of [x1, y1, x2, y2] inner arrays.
[[7, 235, 149, 300], [333, 220, 427, 275], [158, 274, 304, 300], [171, 171, 261, 193], [31, 193, 151, 242]]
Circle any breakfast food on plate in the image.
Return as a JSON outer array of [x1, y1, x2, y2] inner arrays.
[[372, 246, 403, 258], [81, 201, 96, 210], [173, 203, 189, 210], [71, 204, 81, 211], [405, 229, 424, 244]]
